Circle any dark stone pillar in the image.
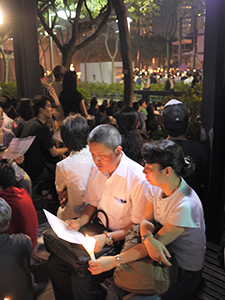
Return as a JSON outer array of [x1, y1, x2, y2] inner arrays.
[[10, 0, 41, 98], [201, 0, 225, 244]]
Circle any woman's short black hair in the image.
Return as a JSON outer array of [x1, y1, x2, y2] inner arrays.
[[142, 139, 194, 177], [60, 114, 89, 152], [0, 161, 16, 189]]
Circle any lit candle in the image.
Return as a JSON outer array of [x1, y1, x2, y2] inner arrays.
[[82, 235, 96, 261]]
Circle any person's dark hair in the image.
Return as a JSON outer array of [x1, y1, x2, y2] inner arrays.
[[60, 114, 89, 152], [116, 106, 139, 134], [133, 101, 140, 111], [106, 100, 117, 117], [53, 65, 65, 80], [102, 99, 108, 106], [142, 139, 194, 177], [63, 71, 77, 90], [139, 99, 146, 107], [0, 198, 12, 233], [0, 161, 16, 189], [99, 104, 107, 114], [90, 97, 98, 108], [0, 95, 11, 110], [88, 124, 122, 150], [39, 64, 45, 79], [17, 99, 33, 121], [32, 95, 50, 117], [116, 106, 145, 164], [117, 101, 124, 110], [146, 103, 154, 120]]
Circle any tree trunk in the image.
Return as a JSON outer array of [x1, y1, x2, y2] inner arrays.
[[112, 0, 133, 106], [62, 47, 74, 70]]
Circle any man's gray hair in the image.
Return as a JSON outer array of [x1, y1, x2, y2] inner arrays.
[[88, 124, 122, 150], [0, 198, 12, 233]]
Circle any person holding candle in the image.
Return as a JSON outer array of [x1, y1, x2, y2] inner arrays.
[[88, 140, 206, 300], [48, 124, 150, 300]]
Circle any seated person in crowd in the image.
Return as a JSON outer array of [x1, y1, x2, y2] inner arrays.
[[116, 106, 147, 165], [88, 97, 99, 117], [1, 107, 32, 196], [20, 95, 68, 181], [55, 114, 93, 221], [0, 95, 14, 130], [0, 161, 38, 253], [0, 146, 32, 196], [89, 140, 206, 300], [162, 99, 209, 204], [12, 98, 33, 138], [0, 106, 15, 147], [48, 124, 150, 300], [0, 198, 35, 300]]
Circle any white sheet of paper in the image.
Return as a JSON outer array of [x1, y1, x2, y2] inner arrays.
[[3, 136, 36, 159], [43, 209, 86, 244]]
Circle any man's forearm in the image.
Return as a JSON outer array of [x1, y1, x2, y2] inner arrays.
[[78, 204, 96, 227]]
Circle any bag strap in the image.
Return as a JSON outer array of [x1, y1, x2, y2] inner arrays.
[[89, 209, 109, 230]]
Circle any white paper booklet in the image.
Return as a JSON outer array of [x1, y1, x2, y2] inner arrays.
[[43, 209, 86, 244], [3, 136, 36, 159]]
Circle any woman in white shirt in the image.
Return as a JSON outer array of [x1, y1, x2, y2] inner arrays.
[[55, 114, 93, 221], [89, 139, 206, 300]]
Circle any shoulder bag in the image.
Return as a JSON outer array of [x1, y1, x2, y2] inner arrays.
[[113, 224, 178, 295]]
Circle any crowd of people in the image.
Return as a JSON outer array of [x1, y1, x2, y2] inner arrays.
[[0, 64, 211, 300], [133, 68, 203, 90]]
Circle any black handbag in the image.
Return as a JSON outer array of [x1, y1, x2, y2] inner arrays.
[[43, 209, 123, 277]]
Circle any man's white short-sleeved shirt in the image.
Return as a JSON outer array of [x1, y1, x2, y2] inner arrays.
[[55, 146, 93, 221], [84, 152, 150, 231], [147, 178, 206, 271]]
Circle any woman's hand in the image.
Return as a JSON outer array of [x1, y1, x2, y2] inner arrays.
[[88, 256, 116, 275], [65, 219, 81, 231], [15, 155, 24, 165], [144, 236, 172, 266], [93, 234, 106, 253], [58, 189, 68, 208]]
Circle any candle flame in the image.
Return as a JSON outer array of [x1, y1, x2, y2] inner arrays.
[[82, 235, 96, 260]]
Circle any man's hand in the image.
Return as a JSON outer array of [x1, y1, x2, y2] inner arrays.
[[88, 256, 116, 275], [144, 236, 172, 266], [66, 219, 81, 231], [94, 234, 106, 253]]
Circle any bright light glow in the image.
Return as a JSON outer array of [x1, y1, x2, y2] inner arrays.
[[82, 235, 96, 261], [70, 64, 75, 71], [51, 10, 76, 20], [0, 8, 3, 25], [76, 71, 81, 79]]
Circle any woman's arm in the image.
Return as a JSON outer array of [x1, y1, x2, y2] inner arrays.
[[89, 242, 148, 275], [79, 99, 88, 119]]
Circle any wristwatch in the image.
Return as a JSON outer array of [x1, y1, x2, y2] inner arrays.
[[142, 232, 154, 242], [104, 231, 114, 245]]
